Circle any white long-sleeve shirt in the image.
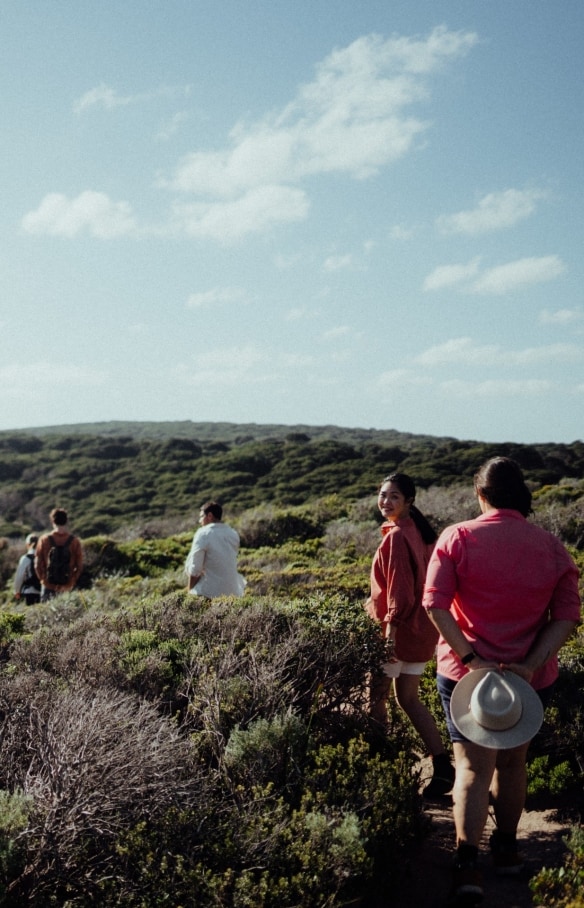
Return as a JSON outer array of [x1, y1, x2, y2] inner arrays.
[[185, 522, 246, 597]]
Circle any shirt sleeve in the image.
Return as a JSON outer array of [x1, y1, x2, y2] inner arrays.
[[14, 557, 27, 593], [370, 528, 416, 626], [185, 531, 206, 576], [422, 526, 461, 611]]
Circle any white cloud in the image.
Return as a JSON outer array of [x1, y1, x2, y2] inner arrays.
[[155, 111, 190, 142], [539, 308, 582, 326], [173, 346, 271, 388], [30, 29, 478, 245], [469, 255, 565, 294], [440, 378, 554, 398], [21, 191, 138, 238], [323, 254, 353, 272], [422, 260, 480, 291], [74, 82, 192, 114], [74, 83, 135, 113], [285, 306, 310, 321], [390, 224, 416, 240], [171, 184, 309, 242], [416, 337, 581, 367], [423, 255, 565, 294], [323, 325, 351, 340], [436, 188, 546, 235], [160, 27, 477, 238], [377, 368, 431, 389], [186, 287, 245, 308]]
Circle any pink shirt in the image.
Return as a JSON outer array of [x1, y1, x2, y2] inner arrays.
[[369, 517, 438, 662], [423, 509, 581, 689]]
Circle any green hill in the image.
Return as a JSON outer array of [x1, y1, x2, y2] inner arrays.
[[0, 421, 583, 537]]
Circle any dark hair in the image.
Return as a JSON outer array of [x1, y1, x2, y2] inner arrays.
[[202, 500, 223, 520], [474, 457, 532, 517], [50, 508, 68, 526], [380, 472, 438, 544]]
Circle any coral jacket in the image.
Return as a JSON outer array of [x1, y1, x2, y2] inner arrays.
[[368, 517, 438, 662]]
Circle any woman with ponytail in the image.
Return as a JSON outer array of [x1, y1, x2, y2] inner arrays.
[[365, 472, 454, 798]]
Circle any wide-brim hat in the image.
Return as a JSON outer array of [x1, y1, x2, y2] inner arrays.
[[451, 668, 544, 749]]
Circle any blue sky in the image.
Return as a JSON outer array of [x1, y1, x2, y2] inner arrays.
[[1, 0, 583, 443]]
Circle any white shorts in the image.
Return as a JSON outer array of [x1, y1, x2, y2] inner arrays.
[[382, 659, 427, 679]]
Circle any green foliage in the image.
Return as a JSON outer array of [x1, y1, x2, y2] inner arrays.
[[0, 613, 26, 645], [530, 825, 584, 908], [527, 756, 577, 797], [0, 422, 582, 539], [0, 789, 32, 888]]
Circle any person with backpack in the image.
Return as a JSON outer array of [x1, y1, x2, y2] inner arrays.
[[34, 508, 84, 602], [13, 533, 42, 605]]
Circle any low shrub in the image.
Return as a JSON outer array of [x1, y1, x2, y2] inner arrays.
[[530, 825, 584, 908]]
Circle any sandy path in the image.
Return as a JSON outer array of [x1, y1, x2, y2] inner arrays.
[[363, 755, 577, 908]]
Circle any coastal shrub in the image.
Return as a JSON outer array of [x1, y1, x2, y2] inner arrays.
[[530, 825, 584, 908], [0, 678, 204, 906], [237, 505, 325, 548]]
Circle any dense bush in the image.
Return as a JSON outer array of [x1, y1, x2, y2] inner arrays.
[[0, 427, 582, 904], [0, 591, 431, 906]]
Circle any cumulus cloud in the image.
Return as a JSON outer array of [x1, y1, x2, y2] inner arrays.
[[323, 254, 354, 272], [422, 260, 480, 291], [186, 287, 246, 308], [423, 255, 565, 294], [27, 29, 477, 244], [170, 184, 309, 242], [415, 336, 581, 367], [159, 26, 477, 238], [74, 82, 191, 114], [436, 188, 546, 235], [470, 255, 565, 294], [21, 191, 138, 238], [539, 307, 582, 326], [323, 325, 351, 340]]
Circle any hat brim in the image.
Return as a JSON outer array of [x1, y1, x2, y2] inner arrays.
[[451, 668, 544, 749]]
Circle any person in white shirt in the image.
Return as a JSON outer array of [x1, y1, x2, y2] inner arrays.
[[185, 500, 246, 598]]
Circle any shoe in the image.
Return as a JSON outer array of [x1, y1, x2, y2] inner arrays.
[[489, 830, 523, 875], [452, 860, 484, 904], [423, 753, 455, 798]]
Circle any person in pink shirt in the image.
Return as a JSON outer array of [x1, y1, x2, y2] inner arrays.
[[423, 457, 581, 903], [365, 472, 455, 798]]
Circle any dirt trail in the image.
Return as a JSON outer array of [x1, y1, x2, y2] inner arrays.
[[390, 797, 573, 908], [360, 756, 579, 907]]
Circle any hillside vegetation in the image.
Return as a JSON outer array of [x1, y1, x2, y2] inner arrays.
[[0, 421, 583, 539], [0, 423, 582, 906]]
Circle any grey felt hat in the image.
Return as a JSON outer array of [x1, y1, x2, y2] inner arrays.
[[450, 668, 544, 749]]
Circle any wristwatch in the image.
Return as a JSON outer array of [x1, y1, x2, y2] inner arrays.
[[461, 650, 477, 666]]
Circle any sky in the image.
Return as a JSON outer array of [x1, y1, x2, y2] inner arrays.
[[1, 0, 583, 444]]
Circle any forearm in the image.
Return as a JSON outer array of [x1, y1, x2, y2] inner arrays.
[[426, 608, 475, 660], [517, 620, 579, 677]]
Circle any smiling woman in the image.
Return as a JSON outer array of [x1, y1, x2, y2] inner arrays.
[[364, 471, 455, 798]]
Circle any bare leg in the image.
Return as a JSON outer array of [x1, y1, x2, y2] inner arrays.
[[393, 673, 446, 755], [452, 741, 497, 846], [491, 742, 530, 834], [369, 673, 391, 728]]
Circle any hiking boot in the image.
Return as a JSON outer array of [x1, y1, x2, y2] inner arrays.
[[489, 830, 523, 875], [423, 752, 455, 798], [452, 859, 484, 904]]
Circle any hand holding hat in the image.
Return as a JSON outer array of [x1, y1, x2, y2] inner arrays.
[[451, 668, 544, 749]]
